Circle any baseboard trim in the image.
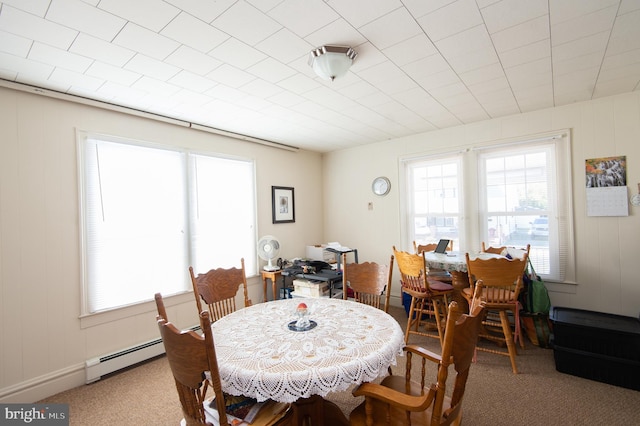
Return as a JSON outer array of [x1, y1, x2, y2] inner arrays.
[[0, 363, 85, 403]]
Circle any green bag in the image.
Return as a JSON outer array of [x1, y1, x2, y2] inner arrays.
[[522, 259, 551, 315]]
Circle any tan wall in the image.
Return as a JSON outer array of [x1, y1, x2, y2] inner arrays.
[[0, 87, 324, 401], [323, 91, 640, 318]]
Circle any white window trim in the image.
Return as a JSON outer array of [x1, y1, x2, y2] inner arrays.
[[400, 130, 576, 286]]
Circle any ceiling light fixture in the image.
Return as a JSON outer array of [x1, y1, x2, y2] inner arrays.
[[308, 45, 357, 81]]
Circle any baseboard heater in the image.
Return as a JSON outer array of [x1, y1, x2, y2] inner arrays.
[[85, 325, 200, 384]]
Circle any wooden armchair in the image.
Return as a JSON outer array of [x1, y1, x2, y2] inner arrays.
[[342, 253, 394, 313], [393, 246, 453, 346], [463, 253, 528, 374], [189, 259, 251, 322], [350, 297, 486, 426], [413, 241, 454, 282], [158, 310, 292, 426]]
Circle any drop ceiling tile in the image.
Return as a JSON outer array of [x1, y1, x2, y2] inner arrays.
[[204, 84, 248, 103], [164, 0, 235, 23], [606, 9, 640, 56], [125, 54, 180, 81], [160, 12, 229, 53], [348, 42, 388, 73], [551, 6, 617, 46], [550, 0, 619, 25], [339, 80, 378, 100], [2, 0, 49, 16], [47, 0, 125, 41], [359, 7, 422, 50], [246, 57, 297, 84], [327, 0, 402, 29], [114, 23, 180, 61], [98, 0, 179, 32], [619, 0, 640, 14], [98, 81, 148, 102], [213, 1, 282, 46], [131, 76, 181, 97], [208, 64, 256, 88], [383, 34, 438, 67], [276, 73, 322, 95], [418, 0, 483, 42], [491, 15, 549, 53], [0, 5, 77, 49], [86, 62, 141, 86], [209, 38, 267, 70], [0, 51, 54, 79], [358, 61, 419, 95], [70, 33, 135, 67], [459, 63, 506, 86], [267, 90, 306, 108], [553, 52, 603, 77], [240, 78, 283, 99], [268, 0, 338, 38], [49, 67, 104, 91], [29, 42, 92, 73], [498, 39, 549, 69], [437, 26, 499, 73], [255, 28, 313, 64], [403, 0, 458, 18], [0, 68, 17, 80], [165, 46, 222, 76], [303, 18, 367, 48], [481, 0, 548, 34], [551, 31, 608, 61], [505, 57, 551, 90], [593, 76, 640, 98], [169, 70, 217, 92], [0, 30, 31, 56]]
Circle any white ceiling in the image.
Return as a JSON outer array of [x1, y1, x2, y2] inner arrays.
[[1, 0, 639, 153]]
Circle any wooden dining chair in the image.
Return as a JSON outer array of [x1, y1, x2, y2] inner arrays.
[[413, 241, 454, 283], [189, 259, 252, 322], [350, 295, 486, 426], [341, 253, 394, 313], [154, 292, 168, 321], [481, 242, 530, 259], [463, 252, 528, 374], [393, 246, 454, 346], [158, 310, 292, 426]]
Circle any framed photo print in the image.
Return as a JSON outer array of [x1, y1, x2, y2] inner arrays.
[[272, 186, 295, 223]]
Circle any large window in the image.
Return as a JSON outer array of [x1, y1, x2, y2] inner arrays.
[[403, 133, 574, 283], [78, 133, 256, 314]]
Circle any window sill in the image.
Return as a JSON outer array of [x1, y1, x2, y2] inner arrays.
[[79, 291, 194, 329]]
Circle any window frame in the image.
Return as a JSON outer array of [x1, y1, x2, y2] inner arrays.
[[400, 131, 575, 285], [77, 130, 258, 320]]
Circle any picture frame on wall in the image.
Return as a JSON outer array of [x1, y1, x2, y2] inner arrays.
[[272, 186, 295, 223]]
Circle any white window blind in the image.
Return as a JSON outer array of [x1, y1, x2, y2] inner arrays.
[[80, 134, 256, 314]]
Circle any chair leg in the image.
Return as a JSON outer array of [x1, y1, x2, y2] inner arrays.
[[499, 310, 518, 374], [514, 303, 524, 349]]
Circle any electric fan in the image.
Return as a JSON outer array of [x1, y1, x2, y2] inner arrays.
[[257, 235, 281, 271]]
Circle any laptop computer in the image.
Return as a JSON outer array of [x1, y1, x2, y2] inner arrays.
[[434, 239, 450, 254]]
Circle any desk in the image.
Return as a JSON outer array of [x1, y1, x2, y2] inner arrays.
[[211, 298, 404, 424], [423, 251, 502, 308], [261, 269, 282, 302]]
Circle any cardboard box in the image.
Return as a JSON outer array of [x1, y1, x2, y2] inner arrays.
[[293, 279, 330, 297]]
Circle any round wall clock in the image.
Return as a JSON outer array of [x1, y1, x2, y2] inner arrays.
[[372, 176, 391, 196]]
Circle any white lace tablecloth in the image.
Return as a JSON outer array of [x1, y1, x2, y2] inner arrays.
[[210, 298, 404, 403], [423, 251, 502, 273]]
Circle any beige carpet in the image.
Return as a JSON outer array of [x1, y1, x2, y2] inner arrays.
[[40, 306, 640, 425]]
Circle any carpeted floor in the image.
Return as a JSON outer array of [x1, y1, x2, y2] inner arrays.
[[39, 306, 640, 425]]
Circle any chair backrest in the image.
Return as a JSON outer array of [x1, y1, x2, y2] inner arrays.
[[481, 242, 531, 259], [158, 310, 228, 425], [189, 259, 251, 322], [413, 240, 453, 254], [155, 292, 168, 321], [342, 254, 394, 312], [393, 246, 432, 295], [466, 253, 528, 305]]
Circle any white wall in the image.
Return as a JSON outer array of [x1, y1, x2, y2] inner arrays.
[[323, 91, 640, 318], [0, 87, 324, 402]]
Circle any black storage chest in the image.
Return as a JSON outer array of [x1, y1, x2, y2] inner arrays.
[[550, 306, 640, 391]]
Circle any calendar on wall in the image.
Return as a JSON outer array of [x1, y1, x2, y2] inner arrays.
[[585, 156, 628, 217]]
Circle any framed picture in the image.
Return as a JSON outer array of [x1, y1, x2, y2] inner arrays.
[[272, 186, 295, 223]]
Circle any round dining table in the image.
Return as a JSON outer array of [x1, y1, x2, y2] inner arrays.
[[210, 297, 404, 425]]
